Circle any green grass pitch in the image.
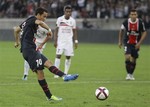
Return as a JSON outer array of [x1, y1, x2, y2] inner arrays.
[[0, 42, 149, 107]]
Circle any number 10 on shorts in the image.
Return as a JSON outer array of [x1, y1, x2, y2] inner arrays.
[[36, 59, 42, 67]]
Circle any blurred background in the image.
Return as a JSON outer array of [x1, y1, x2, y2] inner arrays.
[[0, 0, 150, 44]]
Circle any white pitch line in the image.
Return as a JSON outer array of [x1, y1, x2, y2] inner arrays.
[[0, 80, 150, 86]]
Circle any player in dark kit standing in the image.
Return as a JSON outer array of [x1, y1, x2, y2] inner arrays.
[[13, 7, 78, 101], [118, 9, 147, 80]]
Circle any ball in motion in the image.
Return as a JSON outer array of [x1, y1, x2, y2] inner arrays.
[[95, 86, 109, 100]]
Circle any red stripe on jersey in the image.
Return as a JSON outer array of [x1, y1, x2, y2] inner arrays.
[[128, 19, 139, 44], [128, 35, 137, 44]]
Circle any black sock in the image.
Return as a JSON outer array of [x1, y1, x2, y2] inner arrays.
[[49, 66, 65, 77], [130, 62, 136, 74], [38, 79, 52, 99], [125, 61, 131, 74]]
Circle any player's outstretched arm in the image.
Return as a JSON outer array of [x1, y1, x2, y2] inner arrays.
[[35, 20, 52, 37], [13, 26, 21, 48]]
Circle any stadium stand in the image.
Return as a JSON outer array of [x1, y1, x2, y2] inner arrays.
[[0, 0, 150, 19]]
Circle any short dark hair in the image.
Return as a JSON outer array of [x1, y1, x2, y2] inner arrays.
[[130, 9, 137, 13], [35, 7, 48, 15], [64, 5, 72, 11]]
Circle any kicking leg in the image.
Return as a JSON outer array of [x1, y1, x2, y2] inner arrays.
[[44, 60, 79, 81]]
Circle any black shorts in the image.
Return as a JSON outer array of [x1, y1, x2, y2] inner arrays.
[[22, 49, 47, 72], [124, 44, 139, 58]]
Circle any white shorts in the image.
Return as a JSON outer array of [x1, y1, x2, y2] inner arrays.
[[56, 42, 74, 56]]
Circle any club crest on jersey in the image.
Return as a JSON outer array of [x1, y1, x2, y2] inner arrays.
[[127, 31, 139, 36]]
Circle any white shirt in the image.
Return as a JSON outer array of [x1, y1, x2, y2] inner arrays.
[[34, 26, 48, 44], [56, 15, 76, 44]]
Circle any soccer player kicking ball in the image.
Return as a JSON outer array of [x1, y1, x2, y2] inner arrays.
[[54, 5, 78, 78], [22, 25, 50, 80], [13, 7, 79, 101]]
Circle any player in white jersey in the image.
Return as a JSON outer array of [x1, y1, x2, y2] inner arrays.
[[22, 25, 50, 80], [54, 5, 78, 78]]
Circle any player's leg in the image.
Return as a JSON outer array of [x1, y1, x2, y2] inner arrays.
[[37, 70, 52, 99], [129, 57, 136, 80], [124, 45, 133, 80], [27, 50, 62, 101], [54, 47, 63, 78], [44, 59, 78, 81], [36, 70, 62, 101], [64, 45, 74, 74], [64, 56, 71, 74], [28, 50, 63, 100], [54, 55, 61, 78], [55, 48, 63, 68], [54, 55, 61, 68], [125, 54, 132, 74], [130, 58, 136, 74], [22, 60, 30, 80], [125, 54, 132, 80], [129, 49, 139, 80], [45, 59, 64, 76]]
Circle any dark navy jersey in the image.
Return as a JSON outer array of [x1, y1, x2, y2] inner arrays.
[[19, 16, 38, 52], [121, 18, 146, 45]]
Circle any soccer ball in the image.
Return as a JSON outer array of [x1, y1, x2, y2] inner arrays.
[[95, 86, 109, 100]]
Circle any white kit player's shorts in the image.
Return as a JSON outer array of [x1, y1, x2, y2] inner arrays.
[[56, 42, 74, 56]]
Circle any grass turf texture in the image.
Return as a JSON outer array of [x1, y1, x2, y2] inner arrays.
[[0, 42, 149, 107]]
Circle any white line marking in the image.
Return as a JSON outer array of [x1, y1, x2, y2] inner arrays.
[[0, 80, 150, 86]]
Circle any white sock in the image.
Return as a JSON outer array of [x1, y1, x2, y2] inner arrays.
[[64, 59, 71, 74], [54, 58, 60, 68], [24, 60, 30, 76]]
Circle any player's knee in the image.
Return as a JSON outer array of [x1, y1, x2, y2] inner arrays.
[[37, 70, 45, 80], [125, 60, 130, 64], [44, 60, 53, 68], [125, 54, 131, 60]]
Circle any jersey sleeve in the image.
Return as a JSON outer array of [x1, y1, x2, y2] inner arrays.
[[139, 19, 146, 32], [120, 20, 128, 30], [31, 17, 37, 26], [19, 21, 25, 29], [120, 24, 125, 30], [19, 24, 22, 29]]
